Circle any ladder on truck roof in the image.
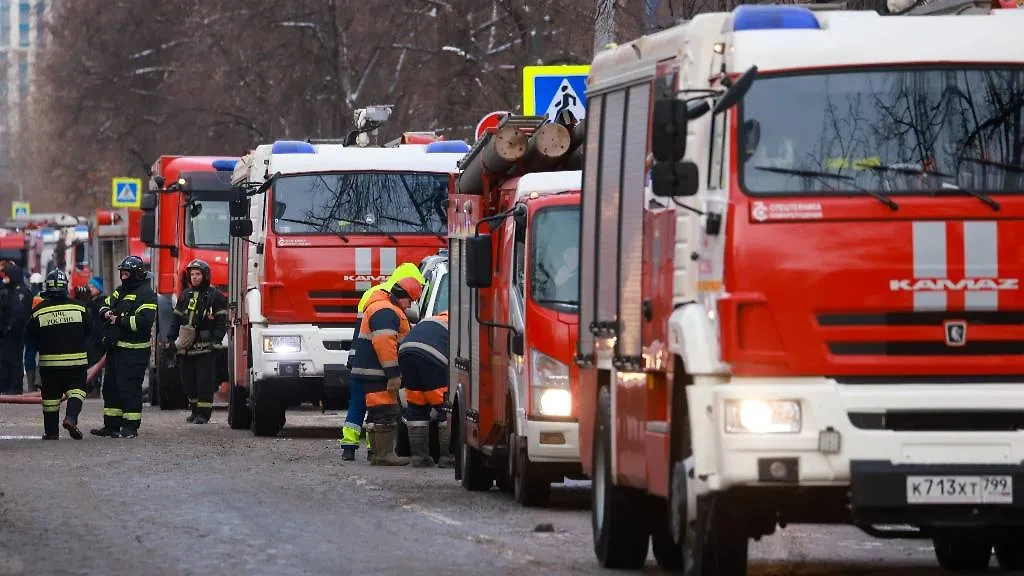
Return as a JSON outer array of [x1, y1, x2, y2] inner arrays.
[[456, 114, 585, 199]]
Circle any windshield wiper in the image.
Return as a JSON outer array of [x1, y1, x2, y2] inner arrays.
[[335, 217, 398, 243], [378, 214, 444, 242], [534, 298, 579, 307], [753, 165, 899, 211], [936, 182, 1000, 211], [959, 156, 1024, 174], [276, 217, 350, 243], [395, 175, 447, 243]]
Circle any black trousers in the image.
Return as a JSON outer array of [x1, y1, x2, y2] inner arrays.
[[180, 352, 217, 417], [39, 366, 88, 435], [102, 348, 149, 430], [0, 338, 24, 394]]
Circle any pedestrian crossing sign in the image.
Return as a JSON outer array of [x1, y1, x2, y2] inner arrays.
[[112, 177, 142, 208], [522, 65, 590, 121], [11, 201, 29, 219]]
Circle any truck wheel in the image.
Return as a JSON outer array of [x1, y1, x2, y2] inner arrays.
[[933, 531, 992, 572], [514, 437, 551, 507], [592, 385, 649, 569], [995, 530, 1024, 570], [459, 407, 493, 492], [148, 367, 159, 406], [497, 400, 516, 493], [156, 347, 187, 410], [228, 385, 250, 430], [686, 493, 748, 576], [250, 385, 282, 437], [650, 498, 682, 572]]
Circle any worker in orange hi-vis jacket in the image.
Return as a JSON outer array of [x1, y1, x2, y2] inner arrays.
[[349, 275, 424, 466]]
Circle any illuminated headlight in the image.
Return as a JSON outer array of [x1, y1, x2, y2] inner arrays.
[[530, 350, 571, 417], [264, 336, 301, 354], [724, 399, 801, 434]]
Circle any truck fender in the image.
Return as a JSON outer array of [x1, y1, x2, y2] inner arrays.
[[667, 303, 728, 376]]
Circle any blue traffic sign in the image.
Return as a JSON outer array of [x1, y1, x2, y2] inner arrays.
[[111, 177, 142, 208], [522, 65, 590, 120], [11, 201, 29, 219]]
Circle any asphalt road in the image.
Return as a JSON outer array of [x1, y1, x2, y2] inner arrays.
[[0, 403, 970, 575]]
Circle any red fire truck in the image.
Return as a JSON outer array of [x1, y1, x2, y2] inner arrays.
[[577, 3, 1024, 575], [140, 155, 238, 409], [450, 116, 585, 505], [226, 121, 467, 436]]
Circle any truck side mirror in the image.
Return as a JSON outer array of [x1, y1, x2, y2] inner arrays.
[[140, 213, 156, 245], [651, 160, 700, 198], [464, 234, 493, 288], [230, 219, 254, 238], [140, 192, 157, 212], [713, 65, 758, 114], [229, 189, 248, 218], [652, 99, 689, 162], [510, 332, 524, 356]]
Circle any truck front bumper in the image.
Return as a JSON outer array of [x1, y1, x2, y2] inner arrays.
[[251, 323, 353, 387], [526, 419, 581, 465], [690, 378, 1024, 494]]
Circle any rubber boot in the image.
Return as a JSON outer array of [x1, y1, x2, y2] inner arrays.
[[186, 401, 198, 424], [369, 428, 408, 466], [408, 423, 434, 468], [340, 445, 356, 461], [43, 412, 60, 439], [436, 421, 456, 468], [62, 418, 83, 440]]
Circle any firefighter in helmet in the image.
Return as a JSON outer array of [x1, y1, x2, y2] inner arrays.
[[350, 273, 424, 465], [399, 310, 452, 467], [25, 270, 92, 439], [90, 255, 157, 438], [340, 262, 426, 461], [167, 259, 228, 424]]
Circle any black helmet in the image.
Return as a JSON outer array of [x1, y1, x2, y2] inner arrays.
[[186, 258, 211, 277], [43, 269, 69, 297], [118, 255, 146, 273]]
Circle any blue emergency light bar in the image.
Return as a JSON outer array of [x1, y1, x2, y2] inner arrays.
[[271, 140, 316, 155], [425, 141, 470, 154], [212, 159, 238, 172], [731, 5, 820, 31]]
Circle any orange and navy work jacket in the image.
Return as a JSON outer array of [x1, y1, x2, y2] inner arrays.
[[398, 311, 448, 368], [350, 290, 410, 383]]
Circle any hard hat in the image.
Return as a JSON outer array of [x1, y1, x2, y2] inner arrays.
[[390, 275, 424, 302], [43, 269, 69, 297], [29, 272, 43, 284]]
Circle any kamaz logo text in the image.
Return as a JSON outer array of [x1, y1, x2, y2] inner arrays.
[[344, 274, 388, 282], [890, 278, 1019, 291]]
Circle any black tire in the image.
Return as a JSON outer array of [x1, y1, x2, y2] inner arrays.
[[995, 530, 1024, 570], [459, 406, 493, 492], [156, 347, 188, 410], [686, 493, 748, 576], [497, 401, 515, 494], [933, 532, 992, 573], [250, 383, 282, 437], [592, 385, 650, 569], [228, 385, 250, 430], [651, 497, 683, 572], [514, 437, 551, 507]]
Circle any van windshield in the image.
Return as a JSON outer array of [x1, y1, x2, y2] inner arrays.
[[271, 172, 449, 235], [740, 67, 1024, 196]]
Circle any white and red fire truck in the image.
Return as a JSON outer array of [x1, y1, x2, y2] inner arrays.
[[227, 110, 467, 436], [575, 3, 1024, 574]]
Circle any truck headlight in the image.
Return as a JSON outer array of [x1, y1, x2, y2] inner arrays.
[[724, 399, 801, 434], [530, 350, 571, 417], [264, 336, 301, 354]]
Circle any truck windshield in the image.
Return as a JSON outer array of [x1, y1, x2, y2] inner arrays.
[[530, 205, 579, 310], [184, 200, 230, 249], [740, 67, 1024, 195], [271, 172, 449, 235], [434, 273, 449, 314]]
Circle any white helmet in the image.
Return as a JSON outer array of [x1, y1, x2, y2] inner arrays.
[[29, 272, 43, 284]]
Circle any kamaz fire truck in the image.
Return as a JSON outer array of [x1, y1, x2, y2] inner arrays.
[[226, 108, 467, 436], [449, 115, 585, 505], [576, 3, 1024, 574], [140, 155, 237, 409]]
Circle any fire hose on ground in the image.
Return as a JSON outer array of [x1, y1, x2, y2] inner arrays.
[[0, 354, 106, 405]]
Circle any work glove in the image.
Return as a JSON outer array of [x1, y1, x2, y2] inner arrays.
[[74, 287, 89, 301], [386, 377, 402, 394]]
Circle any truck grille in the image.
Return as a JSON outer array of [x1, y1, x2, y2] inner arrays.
[[309, 290, 362, 315], [820, 311, 1024, 357], [848, 410, 1024, 432]]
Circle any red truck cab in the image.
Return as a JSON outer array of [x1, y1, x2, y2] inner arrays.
[[141, 155, 238, 409]]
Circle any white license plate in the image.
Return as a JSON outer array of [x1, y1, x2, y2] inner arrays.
[[906, 475, 1013, 504]]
